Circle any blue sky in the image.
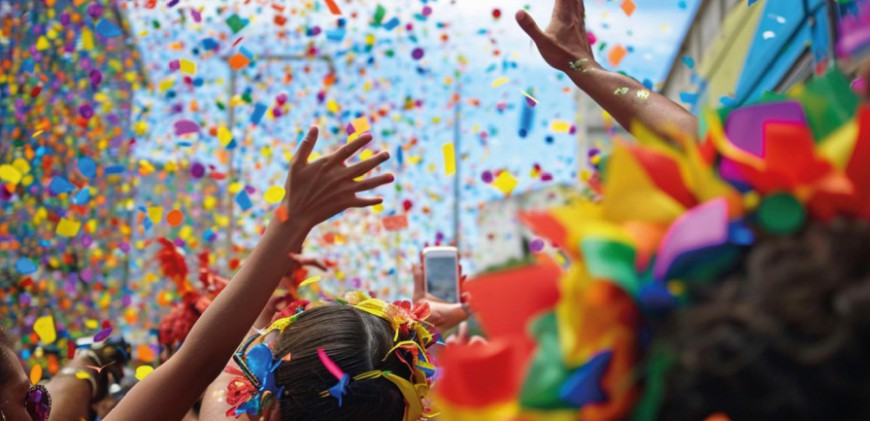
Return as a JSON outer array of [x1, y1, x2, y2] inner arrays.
[[127, 0, 699, 296]]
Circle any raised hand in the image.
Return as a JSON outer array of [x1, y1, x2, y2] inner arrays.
[[516, 0, 698, 139], [285, 127, 393, 231], [411, 258, 472, 333], [516, 0, 598, 73]]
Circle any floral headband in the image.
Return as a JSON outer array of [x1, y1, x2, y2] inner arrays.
[[225, 292, 439, 420]]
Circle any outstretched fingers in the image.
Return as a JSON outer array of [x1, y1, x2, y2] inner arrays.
[[293, 126, 319, 167], [515, 10, 547, 45], [332, 133, 373, 163], [346, 151, 390, 178], [353, 173, 394, 193], [350, 196, 384, 208]]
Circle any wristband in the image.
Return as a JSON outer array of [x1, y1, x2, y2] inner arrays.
[[59, 367, 98, 400]]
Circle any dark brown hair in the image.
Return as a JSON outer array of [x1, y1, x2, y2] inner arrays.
[[659, 218, 870, 420], [272, 305, 412, 421]]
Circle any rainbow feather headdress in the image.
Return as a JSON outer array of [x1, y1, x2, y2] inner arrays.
[[436, 67, 869, 421]]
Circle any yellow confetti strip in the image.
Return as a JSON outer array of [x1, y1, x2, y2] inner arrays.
[[158, 78, 175, 92], [491, 171, 518, 196], [56, 218, 81, 237], [217, 125, 233, 147], [81, 27, 94, 51], [263, 186, 286, 204], [491, 77, 510, 88], [135, 365, 154, 381], [551, 120, 572, 133], [299, 276, 322, 287], [30, 364, 43, 385], [442, 143, 456, 176], [179, 59, 196, 76], [34, 315, 56, 344]]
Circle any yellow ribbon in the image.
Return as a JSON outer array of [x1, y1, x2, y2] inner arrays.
[[349, 370, 428, 421]]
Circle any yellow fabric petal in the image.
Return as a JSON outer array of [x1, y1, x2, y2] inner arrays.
[[818, 118, 858, 170], [555, 263, 594, 367], [602, 144, 686, 224], [435, 400, 519, 421]]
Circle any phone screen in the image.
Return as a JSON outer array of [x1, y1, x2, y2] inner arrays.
[[425, 255, 459, 303]]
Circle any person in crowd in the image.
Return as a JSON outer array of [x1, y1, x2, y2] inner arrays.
[[515, 0, 698, 138], [517, 1, 870, 420], [1, 127, 394, 420], [196, 252, 473, 420], [0, 328, 125, 420]]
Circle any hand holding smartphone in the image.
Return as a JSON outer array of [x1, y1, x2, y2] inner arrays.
[[422, 246, 460, 303]]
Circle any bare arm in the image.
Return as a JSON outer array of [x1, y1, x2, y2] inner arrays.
[[106, 127, 393, 421], [45, 357, 94, 421], [199, 366, 239, 420], [515, 0, 698, 138], [48, 343, 128, 421]]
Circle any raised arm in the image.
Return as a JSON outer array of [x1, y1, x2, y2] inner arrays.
[[516, 0, 698, 138], [106, 127, 393, 421]]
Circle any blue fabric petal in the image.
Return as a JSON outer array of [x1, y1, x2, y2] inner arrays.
[[328, 374, 351, 407], [246, 344, 275, 383], [559, 351, 612, 407]]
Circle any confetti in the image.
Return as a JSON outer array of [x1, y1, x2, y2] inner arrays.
[[135, 365, 154, 381], [264, 186, 286, 204], [94, 326, 113, 342], [608, 45, 628, 67], [228, 53, 250, 70], [551, 120, 573, 133], [299, 276, 322, 287], [491, 171, 518, 196], [324, 0, 342, 15], [179, 58, 196, 75], [520, 90, 539, 107], [57, 218, 82, 237], [33, 315, 56, 344], [166, 209, 183, 226], [95, 19, 122, 38], [351, 116, 371, 133], [15, 258, 37, 275], [30, 364, 43, 385], [137, 344, 155, 363], [491, 77, 510, 88], [0, 164, 22, 184], [442, 143, 456, 176], [173, 119, 200, 136]]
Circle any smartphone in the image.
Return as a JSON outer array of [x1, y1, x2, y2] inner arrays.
[[423, 246, 460, 303]]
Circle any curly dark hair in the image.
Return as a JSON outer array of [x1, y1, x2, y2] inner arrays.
[[659, 218, 870, 421]]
